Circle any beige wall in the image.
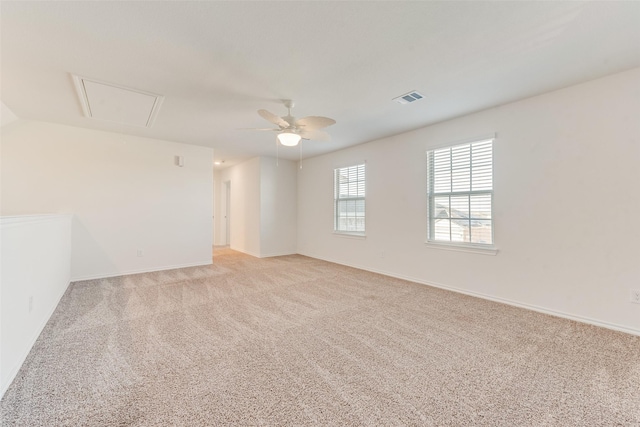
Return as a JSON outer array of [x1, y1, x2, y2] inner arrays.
[[1, 121, 214, 280], [217, 157, 262, 256], [297, 68, 640, 334], [1, 214, 71, 397], [215, 157, 297, 257], [260, 157, 298, 257]]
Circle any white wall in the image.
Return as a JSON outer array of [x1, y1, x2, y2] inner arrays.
[[1, 214, 72, 397], [1, 102, 19, 128], [215, 157, 297, 257], [212, 170, 231, 247], [1, 121, 213, 280], [212, 170, 223, 246], [298, 67, 640, 335], [213, 172, 220, 245], [218, 157, 262, 256], [260, 157, 298, 257]]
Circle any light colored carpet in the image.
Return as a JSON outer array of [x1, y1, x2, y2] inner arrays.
[[1, 248, 639, 426]]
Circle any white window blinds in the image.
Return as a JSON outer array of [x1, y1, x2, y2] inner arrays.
[[334, 164, 365, 234], [427, 139, 493, 245]]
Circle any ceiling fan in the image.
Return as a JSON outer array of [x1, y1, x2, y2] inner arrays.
[[247, 100, 336, 147]]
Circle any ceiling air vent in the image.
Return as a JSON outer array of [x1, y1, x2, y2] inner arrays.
[[72, 74, 164, 128], [393, 90, 424, 105]]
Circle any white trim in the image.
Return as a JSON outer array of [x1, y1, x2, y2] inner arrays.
[[333, 162, 367, 235], [258, 251, 298, 258], [426, 132, 496, 151], [230, 249, 298, 258], [0, 213, 73, 228], [297, 251, 640, 337], [426, 137, 495, 247], [70, 260, 213, 282], [229, 248, 262, 258], [332, 159, 367, 170], [72, 74, 91, 118], [0, 279, 71, 399], [333, 232, 366, 239], [71, 74, 164, 128], [424, 241, 498, 255]]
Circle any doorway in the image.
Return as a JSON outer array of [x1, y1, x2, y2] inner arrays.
[[224, 180, 231, 246]]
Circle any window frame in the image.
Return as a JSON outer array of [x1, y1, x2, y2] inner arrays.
[[426, 136, 497, 255], [333, 163, 366, 236]]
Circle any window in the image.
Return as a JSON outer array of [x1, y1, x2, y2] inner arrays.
[[334, 163, 365, 234], [427, 138, 493, 246]]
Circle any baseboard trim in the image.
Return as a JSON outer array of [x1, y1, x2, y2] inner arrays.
[[70, 260, 213, 282], [299, 251, 640, 337], [258, 251, 297, 258], [229, 248, 261, 258], [1, 279, 71, 399], [228, 248, 296, 259]]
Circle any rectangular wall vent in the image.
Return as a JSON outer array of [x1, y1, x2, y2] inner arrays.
[[72, 75, 164, 128], [393, 90, 424, 105]]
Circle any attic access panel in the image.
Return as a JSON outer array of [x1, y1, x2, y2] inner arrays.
[[72, 75, 163, 128]]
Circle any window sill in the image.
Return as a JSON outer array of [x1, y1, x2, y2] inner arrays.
[[333, 232, 366, 239], [424, 241, 498, 256]]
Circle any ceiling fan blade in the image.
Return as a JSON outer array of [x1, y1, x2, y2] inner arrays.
[[296, 116, 336, 131], [299, 129, 331, 141], [258, 109, 290, 128]]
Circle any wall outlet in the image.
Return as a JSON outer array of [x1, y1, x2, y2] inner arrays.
[[137, 249, 144, 257], [28, 296, 33, 313], [630, 289, 640, 304]]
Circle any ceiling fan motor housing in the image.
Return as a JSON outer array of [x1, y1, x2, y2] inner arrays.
[[254, 101, 336, 143]]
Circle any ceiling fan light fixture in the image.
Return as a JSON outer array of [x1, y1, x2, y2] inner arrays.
[[277, 132, 301, 147]]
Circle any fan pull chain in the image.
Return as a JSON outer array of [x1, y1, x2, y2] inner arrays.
[[299, 140, 303, 169], [276, 138, 279, 167]]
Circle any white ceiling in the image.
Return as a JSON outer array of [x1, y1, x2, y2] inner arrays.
[[2, 1, 639, 167]]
